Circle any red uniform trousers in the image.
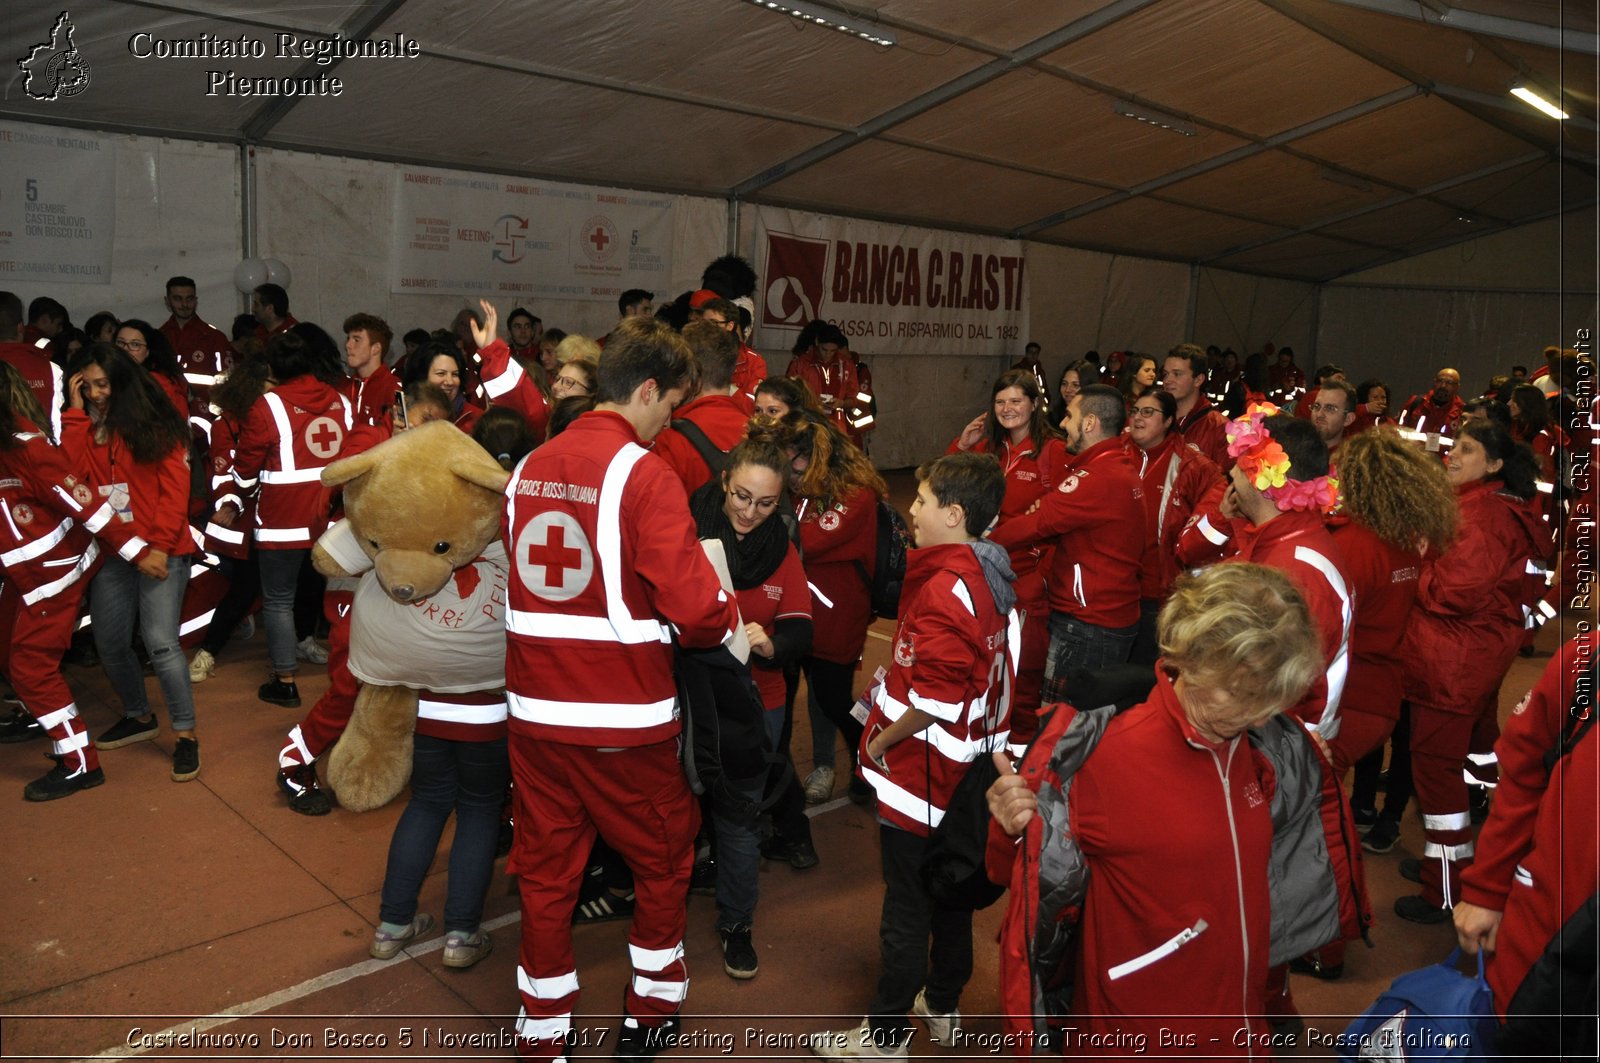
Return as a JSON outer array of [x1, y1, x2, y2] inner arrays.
[[277, 589, 355, 771], [508, 736, 698, 1062], [0, 578, 98, 776], [1410, 692, 1496, 907]]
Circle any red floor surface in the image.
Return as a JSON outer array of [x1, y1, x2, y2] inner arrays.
[[0, 474, 1575, 1061]]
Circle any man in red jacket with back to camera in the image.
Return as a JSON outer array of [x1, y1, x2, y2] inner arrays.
[[504, 317, 738, 1063]]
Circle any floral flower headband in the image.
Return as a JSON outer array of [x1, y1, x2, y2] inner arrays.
[[1226, 402, 1339, 514]]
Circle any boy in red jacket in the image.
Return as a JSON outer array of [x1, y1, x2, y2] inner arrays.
[[813, 452, 1018, 1059]]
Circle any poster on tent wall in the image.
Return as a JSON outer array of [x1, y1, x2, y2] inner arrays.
[[752, 207, 1027, 356], [0, 123, 114, 285], [390, 164, 675, 302]]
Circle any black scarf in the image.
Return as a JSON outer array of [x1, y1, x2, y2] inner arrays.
[[689, 478, 789, 591]]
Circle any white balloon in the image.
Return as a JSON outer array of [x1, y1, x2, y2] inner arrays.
[[263, 258, 291, 288], [233, 258, 268, 293]]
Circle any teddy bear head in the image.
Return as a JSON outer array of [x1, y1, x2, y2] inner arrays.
[[320, 420, 510, 604]]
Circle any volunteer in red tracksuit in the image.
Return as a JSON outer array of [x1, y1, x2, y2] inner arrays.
[[503, 318, 738, 1062], [785, 408, 884, 798], [1396, 421, 1551, 922], [818, 453, 1017, 1056], [1121, 388, 1225, 666], [787, 323, 869, 447], [158, 278, 233, 432], [339, 313, 401, 431], [113, 321, 192, 421], [732, 342, 768, 413], [947, 368, 1064, 747], [1164, 344, 1234, 473], [0, 317, 64, 440], [653, 322, 751, 493], [230, 331, 353, 710], [0, 393, 144, 800], [1455, 634, 1599, 1047], [989, 385, 1145, 692], [1397, 368, 1465, 455], [471, 305, 551, 440], [61, 346, 205, 781], [404, 339, 485, 433]]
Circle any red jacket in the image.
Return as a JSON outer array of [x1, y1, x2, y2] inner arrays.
[[1398, 391, 1465, 442], [1173, 393, 1234, 473], [1327, 517, 1420, 726], [0, 340, 63, 440], [654, 393, 751, 494], [201, 412, 253, 559], [1123, 434, 1224, 601], [475, 339, 550, 439], [946, 434, 1066, 580], [787, 349, 869, 443], [59, 410, 198, 560], [1459, 635, 1598, 1019], [990, 436, 1145, 629], [0, 419, 142, 605], [232, 376, 353, 550], [503, 410, 737, 746], [416, 689, 508, 743], [795, 485, 878, 665], [736, 542, 812, 711], [1401, 480, 1553, 714], [159, 314, 233, 423], [732, 344, 768, 411], [1235, 510, 1353, 740], [338, 364, 400, 431], [859, 542, 1016, 837]]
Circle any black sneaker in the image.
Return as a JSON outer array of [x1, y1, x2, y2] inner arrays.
[[1394, 894, 1451, 925], [1350, 805, 1377, 834], [1288, 951, 1343, 981], [24, 762, 105, 802], [689, 858, 717, 896], [0, 710, 45, 743], [615, 1013, 680, 1062], [1361, 819, 1400, 854], [848, 775, 874, 807], [1399, 857, 1423, 885], [171, 737, 201, 782], [1469, 785, 1491, 824], [573, 889, 635, 925], [258, 677, 301, 708], [719, 924, 758, 980], [96, 715, 159, 750], [277, 764, 332, 815]]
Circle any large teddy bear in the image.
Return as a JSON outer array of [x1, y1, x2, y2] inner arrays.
[[310, 420, 511, 812]]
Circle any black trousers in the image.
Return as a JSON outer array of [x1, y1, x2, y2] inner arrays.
[[867, 825, 973, 1045]]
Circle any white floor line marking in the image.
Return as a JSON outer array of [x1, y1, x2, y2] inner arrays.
[[76, 910, 525, 1061]]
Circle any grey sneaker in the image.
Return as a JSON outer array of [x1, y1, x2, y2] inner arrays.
[[370, 913, 434, 959], [803, 765, 835, 805], [296, 636, 329, 665], [442, 929, 493, 969], [188, 649, 215, 683], [912, 988, 960, 1044]]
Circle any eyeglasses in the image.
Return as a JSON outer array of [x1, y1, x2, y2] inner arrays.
[[1130, 405, 1165, 418], [552, 376, 591, 395], [729, 487, 780, 514], [115, 338, 148, 351], [1309, 403, 1348, 415]]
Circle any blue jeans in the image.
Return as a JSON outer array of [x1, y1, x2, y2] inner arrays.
[[90, 554, 195, 731], [257, 547, 305, 676], [712, 772, 768, 930], [1043, 612, 1138, 701], [379, 733, 511, 934]]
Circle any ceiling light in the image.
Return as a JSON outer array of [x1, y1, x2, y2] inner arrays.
[[746, 0, 896, 47], [1113, 100, 1196, 137], [1509, 83, 1568, 120]]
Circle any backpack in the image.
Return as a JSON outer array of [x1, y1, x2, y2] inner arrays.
[[1338, 948, 1500, 1060], [671, 418, 728, 485], [857, 499, 909, 620]]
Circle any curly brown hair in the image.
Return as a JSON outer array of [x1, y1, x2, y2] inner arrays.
[[745, 409, 885, 509], [1336, 427, 1457, 555]]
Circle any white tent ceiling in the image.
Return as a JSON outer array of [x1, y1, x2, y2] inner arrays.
[[4, 0, 1595, 282]]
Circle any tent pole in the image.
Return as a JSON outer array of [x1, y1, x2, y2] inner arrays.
[[240, 142, 258, 310], [727, 196, 740, 257]]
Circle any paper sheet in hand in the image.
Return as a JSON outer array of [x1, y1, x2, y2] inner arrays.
[[700, 538, 750, 664]]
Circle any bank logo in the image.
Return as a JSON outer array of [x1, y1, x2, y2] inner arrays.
[[18, 12, 92, 102], [762, 230, 828, 331]]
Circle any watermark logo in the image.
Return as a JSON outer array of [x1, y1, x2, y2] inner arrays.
[[18, 11, 92, 101], [761, 230, 829, 330], [579, 215, 619, 265]]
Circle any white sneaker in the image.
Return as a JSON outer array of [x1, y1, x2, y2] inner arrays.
[[808, 1024, 907, 1060], [235, 616, 256, 640], [296, 636, 329, 665], [803, 765, 836, 805], [188, 649, 216, 683], [912, 988, 960, 1044]]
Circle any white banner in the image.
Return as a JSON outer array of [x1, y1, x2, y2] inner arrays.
[[753, 207, 1027, 356], [391, 166, 675, 302], [0, 123, 114, 285]]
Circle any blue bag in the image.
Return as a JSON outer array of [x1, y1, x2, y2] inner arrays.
[[1336, 947, 1500, 1060]]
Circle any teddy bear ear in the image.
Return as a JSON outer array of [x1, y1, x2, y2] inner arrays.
[[320, 448, 381, 487], [448, 452, 512, 494]]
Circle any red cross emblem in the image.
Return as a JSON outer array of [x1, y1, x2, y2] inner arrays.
[[589, 227, 610, 252], [11, 503, 33, 526], [304, 416, 344, 460], [515, 512, 594, 601]]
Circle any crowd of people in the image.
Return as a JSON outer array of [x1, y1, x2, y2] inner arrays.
[[1, 266, 1594, 1059]]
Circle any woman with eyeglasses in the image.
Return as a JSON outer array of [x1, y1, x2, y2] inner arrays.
[[114, 319, 190, 417], [683, 433, 813, 979], [60, 344, 205, 783], [550, 358, 597, 400], [949, 368, 1066, 746]]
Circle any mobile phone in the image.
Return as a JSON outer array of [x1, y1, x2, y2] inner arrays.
[[394, 388, 408, 427]]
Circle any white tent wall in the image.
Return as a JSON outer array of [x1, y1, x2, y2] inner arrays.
[[2, 125, 240, 335], [254, 147, 728, 345], [1190, 267, 1318, 363]]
